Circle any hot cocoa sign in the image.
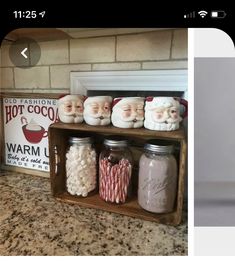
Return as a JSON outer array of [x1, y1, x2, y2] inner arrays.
[[3, 98, 58, 172]]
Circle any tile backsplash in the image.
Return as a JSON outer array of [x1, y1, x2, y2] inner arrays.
[[0, 29, 187, 94]]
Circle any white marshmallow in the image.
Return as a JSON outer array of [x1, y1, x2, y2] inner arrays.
[[66, 144, 97, 196]]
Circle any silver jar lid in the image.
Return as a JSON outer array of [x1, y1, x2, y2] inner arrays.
[[144, 139, 174, 154], [104, 136, 129, 147], [69, 136, 92, 144]]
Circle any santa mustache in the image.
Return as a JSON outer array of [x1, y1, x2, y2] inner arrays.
[[121, 114, 144, 122], [86, 112, 110, 119], [63, 111, 83, 117]]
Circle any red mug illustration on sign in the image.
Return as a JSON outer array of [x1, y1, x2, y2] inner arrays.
[[21, 116, 48, 144]]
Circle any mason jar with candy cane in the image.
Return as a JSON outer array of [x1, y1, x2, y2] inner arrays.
[[99, 137, 133, 204]]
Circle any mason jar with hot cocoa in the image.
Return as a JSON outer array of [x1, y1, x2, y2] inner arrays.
[[138, 140, 178, 213]]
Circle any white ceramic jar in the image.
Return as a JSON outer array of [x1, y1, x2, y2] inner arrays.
[[58, 94, 85, 123], [144, 97, 188, 131], [84, 96, 112, 126], [111, 97, 145, 128]]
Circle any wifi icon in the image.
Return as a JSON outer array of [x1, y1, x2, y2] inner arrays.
[[198, 10, 208, 18]]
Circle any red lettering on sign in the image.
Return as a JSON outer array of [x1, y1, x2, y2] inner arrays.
[[5, 105, 25, 124], [26, 105, 58, 122]]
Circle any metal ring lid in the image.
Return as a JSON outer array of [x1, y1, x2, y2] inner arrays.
[[144, 139, 174, 154], [69, 136, 92, 144], [104, 136, 129, 147]]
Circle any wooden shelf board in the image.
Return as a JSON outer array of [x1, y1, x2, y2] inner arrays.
[[55, 191, 178, 225], [50, 122, 185, 141]]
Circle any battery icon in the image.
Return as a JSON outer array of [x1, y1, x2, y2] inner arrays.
[[211, 10, 226, 18]]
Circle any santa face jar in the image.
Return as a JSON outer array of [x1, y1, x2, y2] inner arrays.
[[84, 96, 112, 126], [144, 97, 188, 131], [58, 94, 85, 123], [111, 97, 145, 128]]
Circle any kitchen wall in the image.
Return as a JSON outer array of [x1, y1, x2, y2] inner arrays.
[[0, 29, 187, 94]]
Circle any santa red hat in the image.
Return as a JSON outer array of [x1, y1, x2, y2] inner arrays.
[[112, 97, 145, 110], [84, 96, 112, 107]]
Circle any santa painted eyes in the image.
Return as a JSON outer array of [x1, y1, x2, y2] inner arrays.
[[66, 105, 72, 109], [171, 110, 177, 114], [104, 106, 110, 111]]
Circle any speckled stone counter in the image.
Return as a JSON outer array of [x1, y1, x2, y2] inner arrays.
[[0, 171, 187, 256]]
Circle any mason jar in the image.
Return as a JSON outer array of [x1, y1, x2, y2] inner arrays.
[[99, 136, 133, 203], [138, 140, 178, 213], [66, 136, 97, 197]]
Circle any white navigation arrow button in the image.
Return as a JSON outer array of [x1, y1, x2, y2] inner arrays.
[[21, 48, 28, 59]]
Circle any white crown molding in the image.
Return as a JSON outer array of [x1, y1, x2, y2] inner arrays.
[[70, 70, 188, 96]]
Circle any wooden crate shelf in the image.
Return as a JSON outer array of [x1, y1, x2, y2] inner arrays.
[[49, 122, 187, 226]]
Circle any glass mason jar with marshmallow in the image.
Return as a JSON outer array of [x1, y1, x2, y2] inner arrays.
[[99, 136, 133, 204], [66, 136, 97, 197]]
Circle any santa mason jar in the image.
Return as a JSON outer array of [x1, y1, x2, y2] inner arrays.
[[99, 136, 133, 203], [138, 140, 178, 213]]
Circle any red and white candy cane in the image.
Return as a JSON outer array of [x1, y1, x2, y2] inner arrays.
[[99, 158, 132, 204]]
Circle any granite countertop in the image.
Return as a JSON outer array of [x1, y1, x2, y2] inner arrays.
[[0, 170, 187, 256]]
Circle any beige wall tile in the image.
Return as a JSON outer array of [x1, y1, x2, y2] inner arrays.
[[0, 68, 14, 89], [70, 37, 115, 63], [92, 62, 141, 71], [34, 89, 69, 94], [14, 66, 50, 89], [142, 60, 188, 69], [35, 40, 69, 65], [172, 29, 188, 59], [117, 31, 171, 61], [1, 44, 14, 67], [0, 88, 33, 93], [51, 64, 91, 88]]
